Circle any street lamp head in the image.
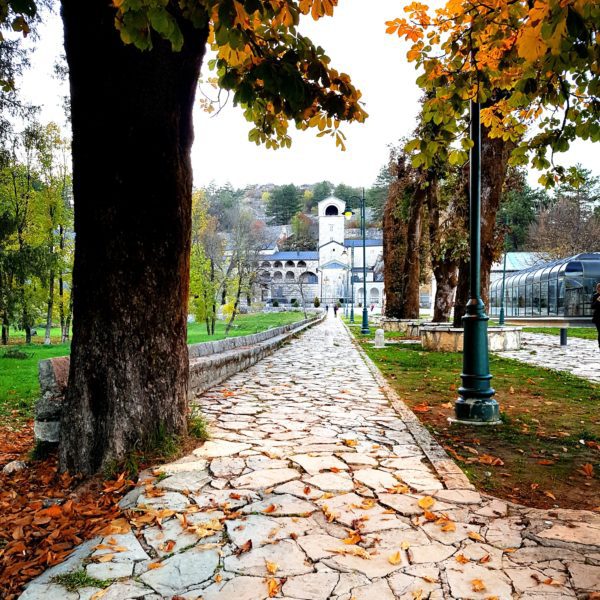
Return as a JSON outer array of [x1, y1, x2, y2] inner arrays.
[[343, 210, 354, 220]]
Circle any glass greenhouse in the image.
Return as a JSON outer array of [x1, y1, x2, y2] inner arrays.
[[489, 252, 600, 319]]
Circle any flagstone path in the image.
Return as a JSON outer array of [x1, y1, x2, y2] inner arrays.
[[501, 332, 600, 384], [20, 317, 600, 600]]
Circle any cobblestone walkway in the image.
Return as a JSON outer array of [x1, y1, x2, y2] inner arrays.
[[501, 332, 600, 383], [20, 318, 600, 600]]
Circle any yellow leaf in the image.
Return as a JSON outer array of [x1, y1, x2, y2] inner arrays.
[[517, 25, 546, 62], [400, 540, 410, 550], [471, 578, 486, 592], [388, 551, 402, 565], [343, 439, 358, 447], [417, 496, 435, 510], [441, 521, 456, 532], [267, 578, 279, 597], [456, 553, 470, 564], [265, 560, 278, 574]]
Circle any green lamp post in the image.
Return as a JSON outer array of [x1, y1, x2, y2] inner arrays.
[[452, 101, 500, 425], [350, 245, 355, 323], [359, 190, 370, 334]]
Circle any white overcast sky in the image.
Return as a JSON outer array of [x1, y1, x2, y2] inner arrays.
[[21, 0, 599, 189]]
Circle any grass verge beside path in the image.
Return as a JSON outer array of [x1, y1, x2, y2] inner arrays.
[[1, 311, 307, 423], [347, 323, 600, 511], [523, 326, 597, 340]]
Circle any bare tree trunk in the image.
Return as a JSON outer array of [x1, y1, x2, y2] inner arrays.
[[426, 180, 461, 322], [397, 186, 425, 318], [59, 0, 208, 475], [383, 184, 407, 318], [1, 311, 8, 345], [225, 275, 243, 335], [44, 271, 55, 345], [62, 293, 73, 343]]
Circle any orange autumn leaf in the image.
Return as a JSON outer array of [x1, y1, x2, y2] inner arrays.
[[262, 504, 278, 514], [214, 573, 223, 583], [580, 463, 594, 478], [413, 402, 430, 413], [96, 553, 114, 563], [417, 496, 435, 510], [441, 521, 456, 532], [343, 531, 362, 545], [468, 531, 485, 542], [267, 578, 279, 598], [471, 578, 486, 592], [456, 553, 470, 564], [388, 551, 402, 565], [148, 561, 163, 569], [343, 439, 358, 447]]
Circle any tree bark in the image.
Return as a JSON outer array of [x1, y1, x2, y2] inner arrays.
[[62, 293, 72, 343], [453, 126, 515, 326], [44, 271, 55, 345], [1, 311, 8, 345], [383, 179, 407, 319], [59, 1, 208, 475], [426, 181, 460, 322], [397, 186, 425, 319]]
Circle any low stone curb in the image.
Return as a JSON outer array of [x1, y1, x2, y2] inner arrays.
[[34, 313, 325, 443], [188, 313, 325, 398], [344, 322, 474, 492]]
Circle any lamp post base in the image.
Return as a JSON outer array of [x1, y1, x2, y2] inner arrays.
[[350, 307, 355, 323], [361, 308, 370, 334], [450, 397, 501, 425], [498, 307, 505, 327]]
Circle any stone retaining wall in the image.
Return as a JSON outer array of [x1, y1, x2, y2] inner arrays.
[[34, 314, 324, 443], [420, 325, 522, 352], [187, 314, 323, 397], [380, 318, 420, 337]]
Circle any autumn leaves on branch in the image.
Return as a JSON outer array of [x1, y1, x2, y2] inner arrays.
[[387, 0, 599, 186]]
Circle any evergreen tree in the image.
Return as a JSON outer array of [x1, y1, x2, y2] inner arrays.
[[266, 184, 301, 224]]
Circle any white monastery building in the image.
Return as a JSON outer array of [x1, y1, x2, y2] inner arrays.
[[256, 197, 385, 309]]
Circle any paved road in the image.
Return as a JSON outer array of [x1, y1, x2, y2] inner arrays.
[[20, 317, 600, 599], [501, 332, 600, 383]]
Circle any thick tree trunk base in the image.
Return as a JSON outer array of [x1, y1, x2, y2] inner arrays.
[[58, 0, 208, 475]]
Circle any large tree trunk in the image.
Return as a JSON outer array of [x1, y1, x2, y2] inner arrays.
[[59, 1, 208, 475], [1, 311, 8, 345], [427, 181, 457, 322], [397, 186, 425, 319], [453, 126, 515, 326], [44, 271, 55, 345], [383, 183, 407, 318]]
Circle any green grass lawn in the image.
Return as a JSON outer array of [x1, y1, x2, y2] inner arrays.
[[1, 311, 307, 423], [349, 326, 600, 510], [523, 326, 597, 340]]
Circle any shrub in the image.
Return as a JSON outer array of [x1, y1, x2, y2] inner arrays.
[[313, 296, 320, 308]]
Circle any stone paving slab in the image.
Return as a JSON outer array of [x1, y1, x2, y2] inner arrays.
[[500, 332, 600, 383], [20, 317, 600, 599]]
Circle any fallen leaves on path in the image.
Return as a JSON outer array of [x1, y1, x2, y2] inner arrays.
[[328, 545, 371, 559], [0, 438, 132, 600]]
